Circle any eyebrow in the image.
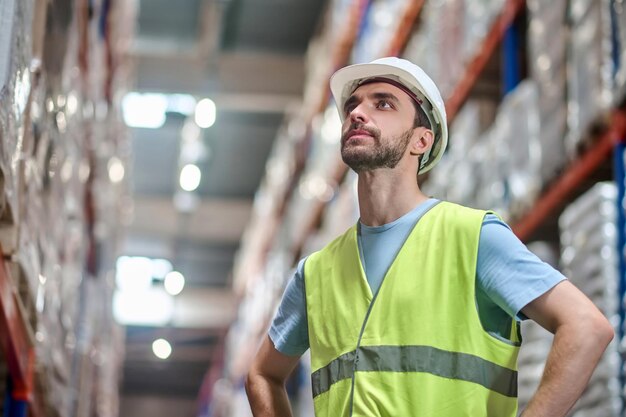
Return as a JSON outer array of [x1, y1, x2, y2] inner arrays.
[[343, 91, 401, 114], [370, 92, 401, 105]]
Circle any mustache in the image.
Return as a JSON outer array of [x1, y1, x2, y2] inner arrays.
[[341, 123, 380, 142]]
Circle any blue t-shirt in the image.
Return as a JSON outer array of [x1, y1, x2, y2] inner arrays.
[[269, 199, 566, 356]]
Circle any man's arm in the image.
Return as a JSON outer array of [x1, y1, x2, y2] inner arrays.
[[519, 280, 614, 417], [246, 335, 302, 416]]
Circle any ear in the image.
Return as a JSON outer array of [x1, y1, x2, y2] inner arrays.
[[409, 127, 434, 157]]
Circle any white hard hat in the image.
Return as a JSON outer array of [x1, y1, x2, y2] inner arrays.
[[330, 57, 448, 173]]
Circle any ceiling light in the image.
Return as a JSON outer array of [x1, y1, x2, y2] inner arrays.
[[164, 271, 185, 296], [167, 94, 196, 115], [152, 338, 172, 360], [115, 256, 153, 293], [108, 157, 125, 183], [179, 164, 201, 191], [66, 92, 78, 115], [122, 92, 167, 129], [194, 98, 216, 128], [113, 288, 174, 326]]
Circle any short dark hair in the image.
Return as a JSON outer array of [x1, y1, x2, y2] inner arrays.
[[412, 101, 431, 129]]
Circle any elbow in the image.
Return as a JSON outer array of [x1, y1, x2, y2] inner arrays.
[[582, 313, 614, 350], [597, 316, 615, 347]]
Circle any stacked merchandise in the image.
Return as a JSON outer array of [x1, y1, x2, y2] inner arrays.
[[423, 81, 541, 221], [232, 114, 303, 295], [423, 99, 496, 205], [223, 1, 626, 415], [566, 0, 614, 156], [311, 169, 359, 252], [527, 0, 568, 183], [424, 100, 497, 206], [220, 249, 294, 417], [284, 105, 341, 249], [302, 0, 359, 119], [0, 0, 133, 415], [517, 311, 554, 412], [559, 183, 621, 417], [351, 0, 408, 63], [518, 186, 622, 416], [493, 81, 541, 217], [516, 242, 558, 411], [614, 0, 626, 102], [403, 0, 505, 98]]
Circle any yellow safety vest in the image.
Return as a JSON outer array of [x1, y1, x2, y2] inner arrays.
[[304, 202, 520, 417]]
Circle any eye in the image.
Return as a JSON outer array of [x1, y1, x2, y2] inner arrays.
[[376, 100, 393, 110], [344, 103, 356, 116]]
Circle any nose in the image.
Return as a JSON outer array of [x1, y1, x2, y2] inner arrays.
[[347, 102, 368, 124]]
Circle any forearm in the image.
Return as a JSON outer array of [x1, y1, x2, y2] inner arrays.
[[245, 372, 294, 417], [520, 323, 612, 417]]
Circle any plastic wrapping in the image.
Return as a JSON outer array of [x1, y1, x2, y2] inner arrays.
[[462, 0, 506, 62], [424, 80, 545, 219], [496, 81, 542, 217], [475, 124, 509, 216], [516, 241, 558, 410], [527, 0, 569, 182], [614, 0, 626, 102], [403, 0, 505, 99], [283, 105, 342, 249], [566, 0, 614, 156], [403, 2, 444, 95], [307, 169, 359, 254], [0, 0, 133, 415], [0, 0, 35, 234], [558, 182, 621, 417], [351, 0, 409, 63], [422, 100, 496, 206]]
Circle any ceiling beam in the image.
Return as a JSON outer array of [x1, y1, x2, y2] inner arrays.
[[126, 196, 253, 245]]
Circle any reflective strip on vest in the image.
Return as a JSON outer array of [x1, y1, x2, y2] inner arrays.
[[311, 345, 518, 399]]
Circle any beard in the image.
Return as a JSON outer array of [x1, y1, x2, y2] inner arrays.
[[341, 123, 413, 172]]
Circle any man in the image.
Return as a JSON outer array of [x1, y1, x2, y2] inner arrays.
[[245, 57, 613, 416]]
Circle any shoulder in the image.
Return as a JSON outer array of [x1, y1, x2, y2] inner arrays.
[[436, 201, 489, 220], [476, 216, 567, 319], [479, 214, 516, 248], [428, 201, 490, 236]]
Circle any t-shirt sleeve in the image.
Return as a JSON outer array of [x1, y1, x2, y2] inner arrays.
[[268, 257, 310, 356], [477, 214, 567, 320]]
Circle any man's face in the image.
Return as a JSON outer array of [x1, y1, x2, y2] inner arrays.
[[340, 82, 416, 173]]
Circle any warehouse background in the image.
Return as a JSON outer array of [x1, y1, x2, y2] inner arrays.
[[0, 0, 625, 416]]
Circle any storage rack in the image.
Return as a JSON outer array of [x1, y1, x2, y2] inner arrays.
[[0, 1, 133, 416], [233, 0, 529, 285], [0, 250, 35, 416], [214, 0, 626, 414], [233, 0, 626, 285]]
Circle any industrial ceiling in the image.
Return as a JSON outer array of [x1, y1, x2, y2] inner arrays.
[[121, 0, 327, 403]]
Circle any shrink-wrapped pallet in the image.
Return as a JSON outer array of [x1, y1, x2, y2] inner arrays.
[[559, 182, 621, 417], [496, 81, 542, 217], [352, 0, 410, 63], [566, 0, 614, 156], [516, 241, 559, 410], [527, 0, 568, 182]]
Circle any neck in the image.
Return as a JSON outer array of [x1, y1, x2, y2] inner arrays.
[[356, 164, 429, 226]]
